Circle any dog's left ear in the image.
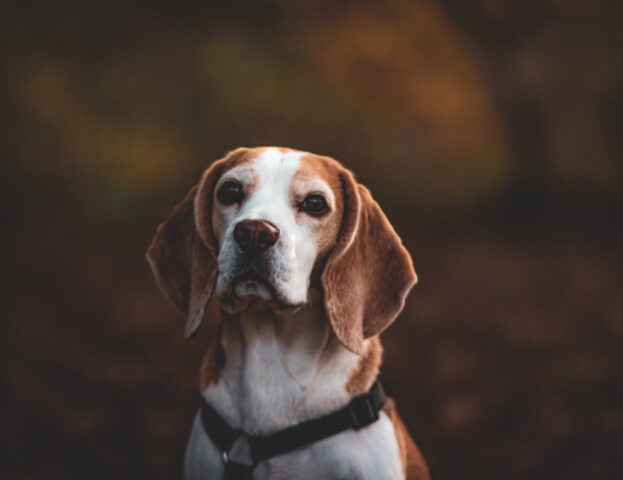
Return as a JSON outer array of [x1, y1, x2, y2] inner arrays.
[[146, 156, 229, 338], [322, 168, 417, 355]]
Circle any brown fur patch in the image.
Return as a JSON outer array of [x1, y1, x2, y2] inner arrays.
[[383, 399, 431, 480], [346, 336, 383, 395], [199, 325, 225, 390]]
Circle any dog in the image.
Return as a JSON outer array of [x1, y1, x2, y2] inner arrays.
[[147, 147, 430, 479]]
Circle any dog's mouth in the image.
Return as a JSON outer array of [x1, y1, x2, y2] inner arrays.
[[219, 264, 303, 313], [234, 269, 273, 298]]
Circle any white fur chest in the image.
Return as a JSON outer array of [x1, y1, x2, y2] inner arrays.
[[183, 309, 404, 480], [203, 306, 360, 433]]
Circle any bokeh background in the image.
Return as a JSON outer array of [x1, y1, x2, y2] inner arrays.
[[2, 1, 622, 479]]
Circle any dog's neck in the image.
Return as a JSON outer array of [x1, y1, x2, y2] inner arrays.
[[200, 289, 382, 435]]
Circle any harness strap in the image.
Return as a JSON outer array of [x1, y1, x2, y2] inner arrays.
[[200, 379, 387, 480]]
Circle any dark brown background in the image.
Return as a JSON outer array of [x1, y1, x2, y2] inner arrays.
[[2, 1, 622, 479]]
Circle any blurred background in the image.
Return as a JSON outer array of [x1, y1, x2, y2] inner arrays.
[[2, 1, 622, 479]]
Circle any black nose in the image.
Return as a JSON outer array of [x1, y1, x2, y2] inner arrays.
[[234, 219, 280, 253]]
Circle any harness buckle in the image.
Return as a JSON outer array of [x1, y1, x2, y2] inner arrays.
[[222, 432, 255, 467], [222, 432, 255, 480], [349, 395, 379, 429]]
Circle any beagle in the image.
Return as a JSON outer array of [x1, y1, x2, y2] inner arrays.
[[147, 147, 430, 480]]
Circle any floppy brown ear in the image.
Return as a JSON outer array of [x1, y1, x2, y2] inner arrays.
[[321, 169, 417, 355], [146, 156, 230, 338]]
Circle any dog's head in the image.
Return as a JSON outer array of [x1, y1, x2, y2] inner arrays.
[[146, 147, 417, 354]]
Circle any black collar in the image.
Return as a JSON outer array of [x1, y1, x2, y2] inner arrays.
[[200, 379, 387, 480]]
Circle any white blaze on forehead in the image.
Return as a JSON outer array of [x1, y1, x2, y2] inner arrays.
[[238, 148, 304, 220], [254, 147, 305, 195]]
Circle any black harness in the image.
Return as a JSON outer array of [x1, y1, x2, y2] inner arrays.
[[200, 379, 387, 480]]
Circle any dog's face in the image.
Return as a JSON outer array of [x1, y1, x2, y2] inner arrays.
[[147, 147, 417, 354], [210, 147, 342, 312]]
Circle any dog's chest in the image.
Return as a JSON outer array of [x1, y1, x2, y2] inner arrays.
[[184, 313, 404, 479], [206, 309, 361, 432]]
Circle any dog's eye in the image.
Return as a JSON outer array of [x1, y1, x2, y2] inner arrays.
[[217, 181, 244, 205], [301, 194, 329, 216]]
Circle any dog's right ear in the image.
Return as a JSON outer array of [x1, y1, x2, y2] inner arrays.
[[146, 156, 231, 338]]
